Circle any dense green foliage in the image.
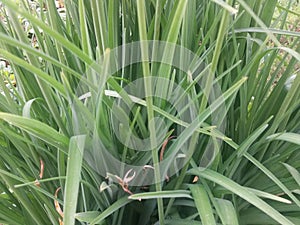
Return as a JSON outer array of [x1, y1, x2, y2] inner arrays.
[[0, 0, 300, 225]]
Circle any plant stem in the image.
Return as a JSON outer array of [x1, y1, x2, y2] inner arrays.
[[199, 0, 233, 113], [136, 1, 165, 224]]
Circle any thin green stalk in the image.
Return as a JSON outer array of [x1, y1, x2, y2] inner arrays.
[[96, 0, 108, 52], [90, 0, 102, 52], [136, 1, 165, 224], [153, 0, 162, 41], [150, 0, 162, 76], [79, 0, 90, 56], [108, 0, 119, 48], [199, 0, 233, 113]]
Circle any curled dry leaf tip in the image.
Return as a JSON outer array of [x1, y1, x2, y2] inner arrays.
[[54, 187, 64, 218], [34, 158, 44, 187]]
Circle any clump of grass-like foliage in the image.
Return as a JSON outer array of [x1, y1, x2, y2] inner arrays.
[[0, 0, 300, 225]]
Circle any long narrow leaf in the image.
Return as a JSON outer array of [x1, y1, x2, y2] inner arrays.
[[214, 198, 239, 225], [188, 168, 294, 225], [267, 133, 300, 145], [189, 185, 216, 225], [89, 197, 132, 225], [0, 113, 69, 149], [63, 135, 86, 225], [282, 163, 300, 187], [129, 190, 192, 200]]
